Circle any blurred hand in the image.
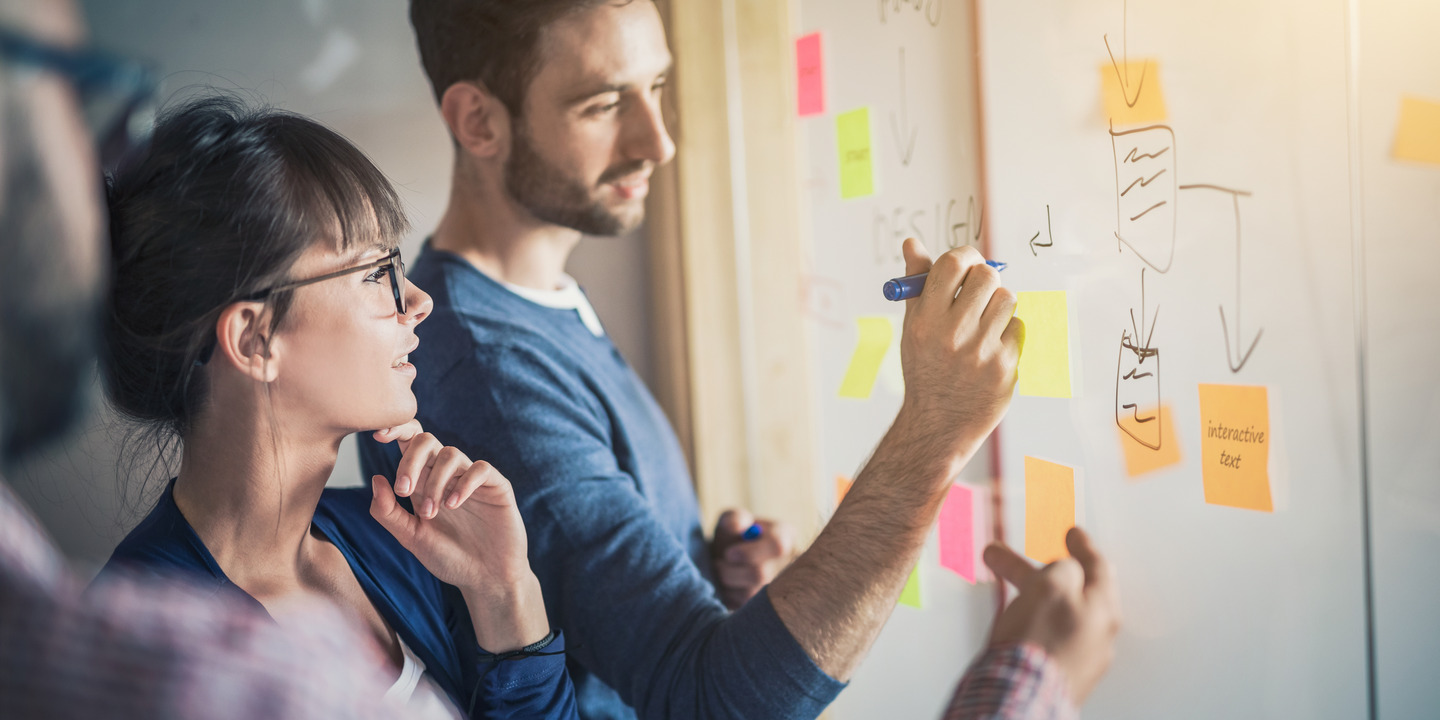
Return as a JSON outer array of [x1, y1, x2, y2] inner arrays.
[[711, 509, 797, 609], [369, 420, 548, 651], [895, 239, 1023, 473], [983, 527, 1122, 704]]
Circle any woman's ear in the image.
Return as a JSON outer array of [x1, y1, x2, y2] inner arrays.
[[440, 80, 511, 161], [214, 302, 281, 383]]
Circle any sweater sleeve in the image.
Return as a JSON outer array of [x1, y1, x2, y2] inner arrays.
[[468, 631, 578, 720], [942, 644, 1078, 720], [424, 344, 844, 720]]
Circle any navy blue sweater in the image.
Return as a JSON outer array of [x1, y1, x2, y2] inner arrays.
[[98, 482, 577, 719], [359, 247, 844, 720]]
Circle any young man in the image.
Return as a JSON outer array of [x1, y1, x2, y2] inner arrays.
[[360, 2, 1117, 718]]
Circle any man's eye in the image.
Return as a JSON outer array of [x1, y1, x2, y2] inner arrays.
[[588, 102, 620, 116]]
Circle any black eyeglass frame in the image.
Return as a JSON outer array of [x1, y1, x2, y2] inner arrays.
[[245, 248, 409, 316], [0, 25, 158, 168]]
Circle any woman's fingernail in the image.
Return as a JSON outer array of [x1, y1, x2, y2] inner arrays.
[[396, 476, 411, 494], [446, 493, 460, 509], [421, 499, 435, 518]]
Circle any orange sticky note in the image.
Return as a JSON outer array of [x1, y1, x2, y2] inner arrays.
[[1199, 384, 1272, 512], [1119, 404, 1183, 478], [1100, 58, 1167, 126], [1024, 457, 1075, 564], [898, 564, 922, 608], [1392, 96, 1440, 166], [835, 475, 853, 508]]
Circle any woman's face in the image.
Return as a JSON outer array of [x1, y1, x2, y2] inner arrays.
[[268, 242, 432, 438]]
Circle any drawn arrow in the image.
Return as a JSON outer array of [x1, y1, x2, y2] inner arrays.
[[1103, 0, 1149, 109], [889, 47, 918, 167], [1180, 184, 1262, 372], [1029, 204, 1054, 256]]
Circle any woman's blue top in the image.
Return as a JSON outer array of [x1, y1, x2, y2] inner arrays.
[[97, 481, 577, 720]]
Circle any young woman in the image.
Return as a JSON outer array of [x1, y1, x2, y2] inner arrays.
[[94, 96, 576, 719]]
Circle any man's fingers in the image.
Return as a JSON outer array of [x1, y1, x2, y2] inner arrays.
[[714, 508, 755, 543], [924, 246, 983, 306], [716, 560, 766, 589], [980, 286, 1019, 342], [901, 237, 932, 277], [1001, 316, 1025, 364], [724, 532, 785, 564], [952, 259, 1002, 326], [983, 542, 1038, 588], [1066, 526, 1115, 593]]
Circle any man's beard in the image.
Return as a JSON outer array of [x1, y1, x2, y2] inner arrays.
[[505, 122, 648, 237]]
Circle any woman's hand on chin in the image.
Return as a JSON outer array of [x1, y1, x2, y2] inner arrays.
[[368, 421, 551, 652]]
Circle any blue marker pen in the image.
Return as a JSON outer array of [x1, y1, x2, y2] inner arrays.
[[742, 523, 763, 542], [882, 260, 1007, 301]]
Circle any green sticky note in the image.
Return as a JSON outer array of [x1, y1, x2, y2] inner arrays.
[[1015, 291, 1072, 398], [837, 316, 893, 399], [836, 107, 875, 199], [899, 564, 923, 608]]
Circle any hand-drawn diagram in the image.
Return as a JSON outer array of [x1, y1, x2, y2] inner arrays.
[[871, 195, 980, 264], [890, 48, 918, 167], [1029, 205, 1054, 256], [1179, 184, 1262, 372], [1116, 268, 1162, 450], [1111, 123, 1176, 273], [1104, 0, 1262, 389]]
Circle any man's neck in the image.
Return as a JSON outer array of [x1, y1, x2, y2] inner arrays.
[[432, 163, 582, 292]]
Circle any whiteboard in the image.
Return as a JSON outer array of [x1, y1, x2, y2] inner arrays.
[[795, 2, 997, 718], [790, 0, 1440, 717], [981, 1, 1371, 717]]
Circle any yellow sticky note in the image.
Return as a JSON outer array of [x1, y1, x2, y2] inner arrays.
[[838, 316, 892, 399], [836, 107, 875, 199], [1393, 96, 1440, 166], [1119, 404, 1183, 479], [1198, 384, 1272, 512], [1014, 291, 1072, 398], [898, 564, 922, 608], [1024, 457, 1075, 564], [835, 475, 853, 508], [1100, 59, 1167, 126]]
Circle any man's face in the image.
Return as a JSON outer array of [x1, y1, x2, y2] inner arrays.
[[0, 0, 105, 464], [504, 0, 675, 237]]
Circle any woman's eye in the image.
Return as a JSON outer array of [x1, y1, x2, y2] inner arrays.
[[364, 267, 387, 283]]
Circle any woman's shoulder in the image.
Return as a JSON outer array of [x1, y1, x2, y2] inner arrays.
[[95, 481, 225, 589]]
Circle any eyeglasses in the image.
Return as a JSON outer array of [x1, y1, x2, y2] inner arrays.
[[0, 25, 158, 169], [246, 248, 409, 316]]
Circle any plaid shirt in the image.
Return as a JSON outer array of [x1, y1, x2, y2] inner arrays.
[[0, 480, 403, 720], [943, 644, 1078, 720]]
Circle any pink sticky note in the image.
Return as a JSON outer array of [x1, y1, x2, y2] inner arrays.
[[796, 32, 824, 117], [938, 484, 976, 583]]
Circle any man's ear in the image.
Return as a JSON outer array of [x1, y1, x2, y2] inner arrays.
[[440, 80, 511, 160], [214, 302, 281, 383]]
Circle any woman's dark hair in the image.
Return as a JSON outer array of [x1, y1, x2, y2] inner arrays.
[[410, 0, 632, 116], [101, 94, 408, 451]]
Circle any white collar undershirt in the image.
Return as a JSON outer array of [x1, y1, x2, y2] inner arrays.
[[500, 274, 606, 337]]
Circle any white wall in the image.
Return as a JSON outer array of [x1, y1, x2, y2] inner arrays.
[[12, 0, 656, 572]]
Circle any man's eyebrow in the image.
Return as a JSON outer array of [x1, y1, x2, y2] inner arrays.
[[562, 62, 674, 106]]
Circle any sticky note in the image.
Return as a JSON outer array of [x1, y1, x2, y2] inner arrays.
[[1100, 59, 1167, 126], [1119, 404, 1183, 479], [838, 316, 892, 398], [835, 474, 852, 508], [1392, 96, 1440, 166], [898, 564, 922, 608], [795, 32, 824, 117], [939, 484, 976, 583], [1198, 384, 1272, 512], [1024, 457, 1075, 564], [836, 107, 875, 199], [1014, 291, 1072, 398]]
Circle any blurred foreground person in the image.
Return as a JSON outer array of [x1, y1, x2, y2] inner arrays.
[[0, 2, 401, 717]]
